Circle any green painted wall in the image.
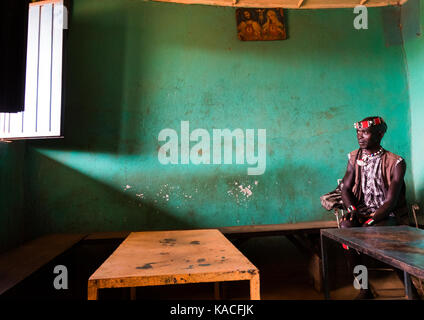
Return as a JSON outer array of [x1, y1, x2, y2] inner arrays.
[[403, 2, 424, 204], [0, 142, 26, 252], [21, 1, 412, 236]]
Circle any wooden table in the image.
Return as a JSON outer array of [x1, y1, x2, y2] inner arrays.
[[87, 229, 260, 300], [321, 226, 424, 299]]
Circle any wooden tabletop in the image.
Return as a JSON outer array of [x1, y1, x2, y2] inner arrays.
[[88, 229, 259, 289], [321, 226, 424, 278]]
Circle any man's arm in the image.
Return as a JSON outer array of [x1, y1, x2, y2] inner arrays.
[[366, 160, 406, 225], [341, 160, 358, 221]]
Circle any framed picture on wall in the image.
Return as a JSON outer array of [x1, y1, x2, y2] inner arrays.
[[236, 8, 287, 41]]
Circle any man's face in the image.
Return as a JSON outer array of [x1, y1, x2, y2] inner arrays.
[[356, 127, 382, 149]]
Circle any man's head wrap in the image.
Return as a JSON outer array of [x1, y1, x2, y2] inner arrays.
[[354, 116, 387, 134]]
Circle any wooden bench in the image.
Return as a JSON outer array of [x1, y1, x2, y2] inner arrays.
[[219, 220, 337, 238], [81, 221, 338, 242]]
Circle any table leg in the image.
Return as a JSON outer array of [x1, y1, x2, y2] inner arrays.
[[214, 282, 220, 300], [250, 274, 260, 300], [320, 233, 330, 299], [130, 287, 136, 300], [404, 271, 413, 300], [87, 282, 98, 300]]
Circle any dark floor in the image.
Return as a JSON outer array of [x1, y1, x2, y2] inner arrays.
[[2, 235, 422, 300]]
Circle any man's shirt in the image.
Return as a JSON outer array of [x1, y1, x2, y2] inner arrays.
[[348, 150, 404, 215]]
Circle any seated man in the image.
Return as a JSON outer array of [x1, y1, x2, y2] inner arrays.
[[340, 116, 410, 299], [341, 116, 408, 228]]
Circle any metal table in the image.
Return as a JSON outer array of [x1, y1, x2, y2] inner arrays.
[[320, 226, 424, 299]]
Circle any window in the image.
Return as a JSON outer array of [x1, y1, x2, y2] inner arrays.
[[0, 0, 67, 140]]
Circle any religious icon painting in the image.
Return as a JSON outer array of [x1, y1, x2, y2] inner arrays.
[[236, 8, 287, 41]]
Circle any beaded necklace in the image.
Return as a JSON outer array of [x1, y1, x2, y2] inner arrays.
[[357, 147, 383, 166]]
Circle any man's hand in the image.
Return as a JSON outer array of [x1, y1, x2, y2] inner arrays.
[[342, 209, 357, 223], [341, 159, 359, 222]]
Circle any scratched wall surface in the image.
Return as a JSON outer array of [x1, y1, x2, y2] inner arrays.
[[0, 142, 26, 252], [403, 1, 424, 206], [21, 0, 412, 237]]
